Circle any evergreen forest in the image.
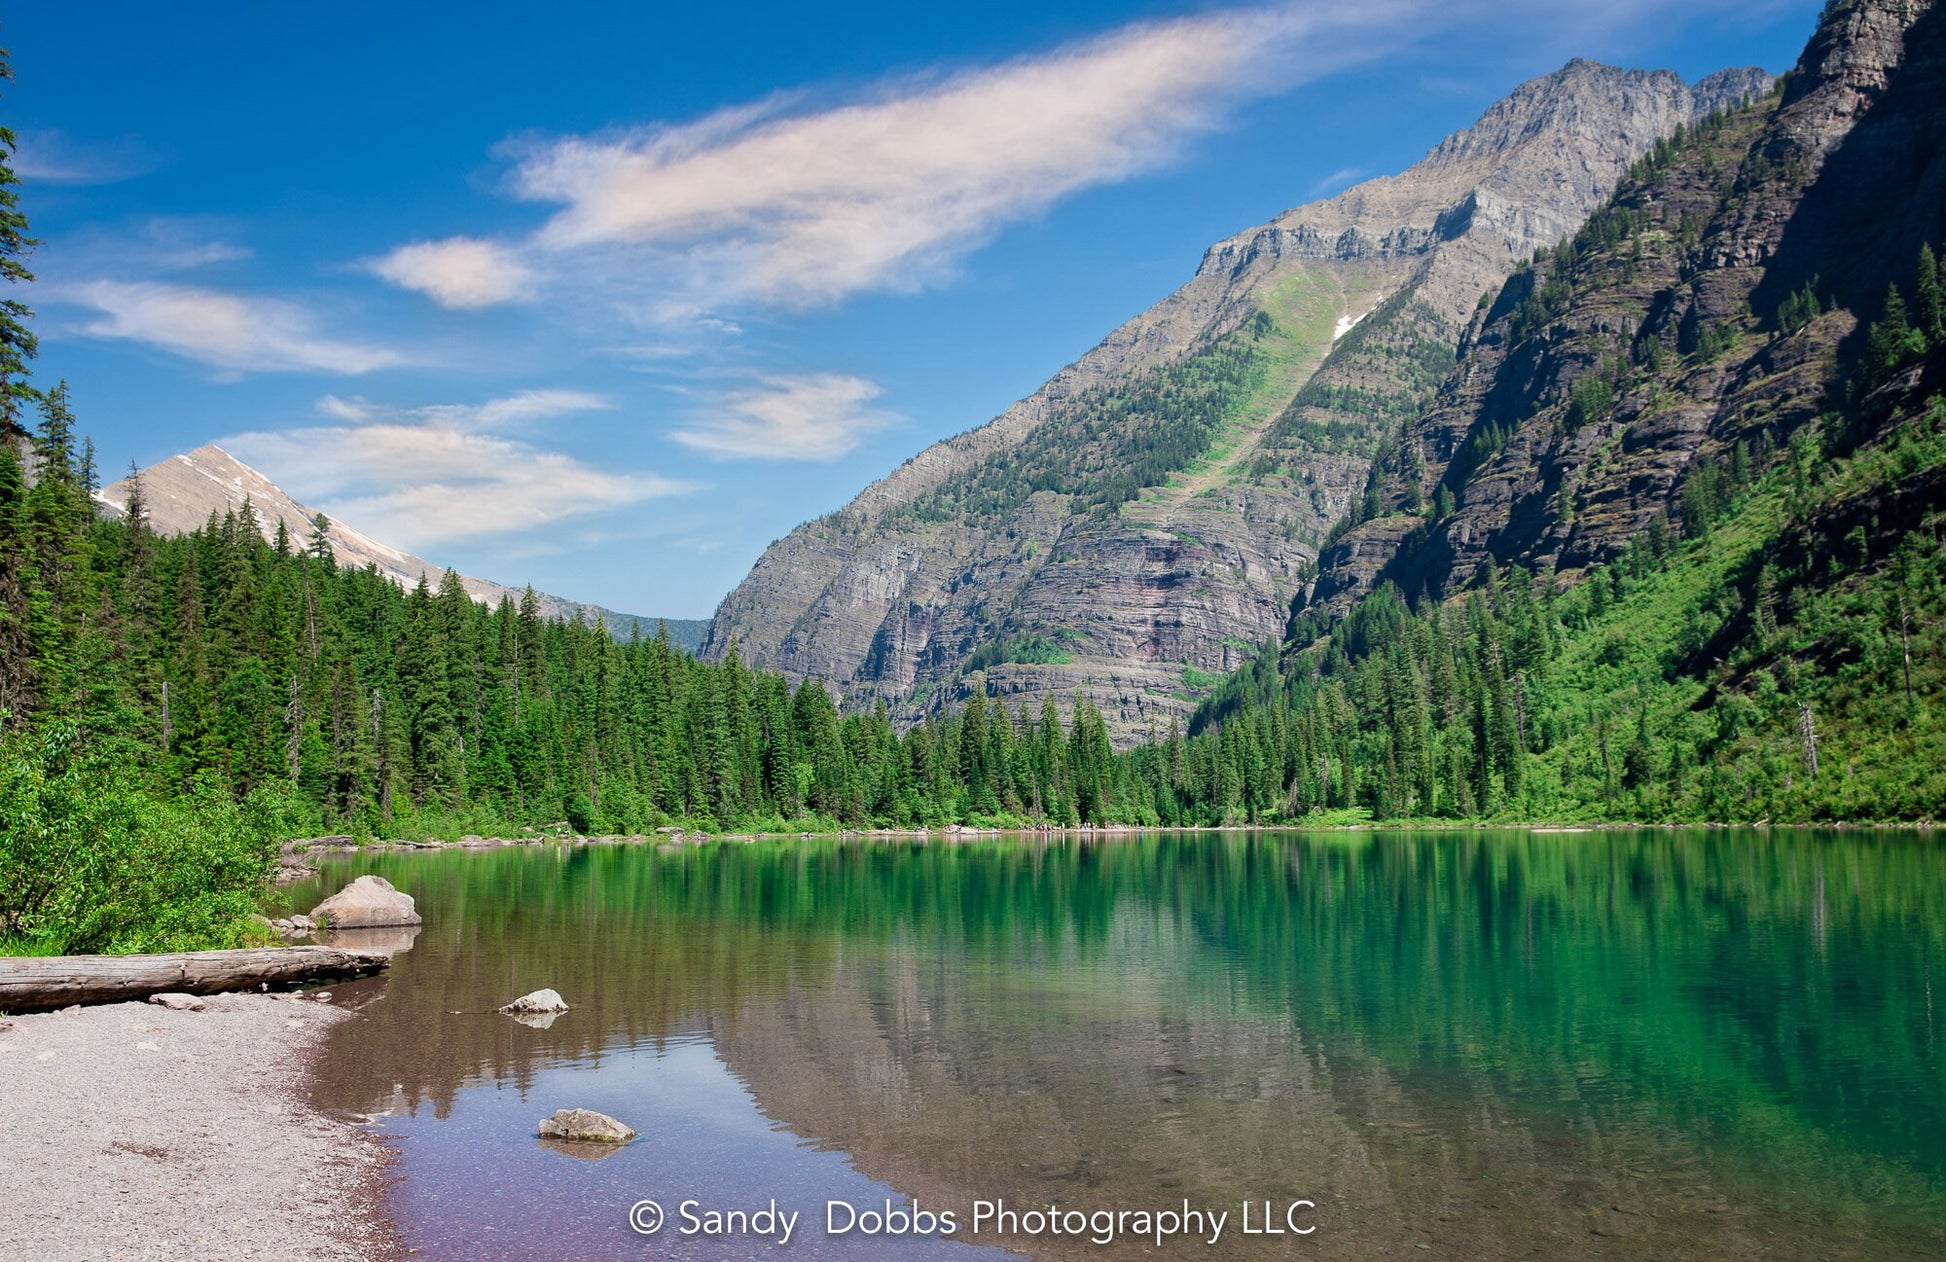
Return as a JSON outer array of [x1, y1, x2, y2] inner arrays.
[[3, 36, 1944, 956]]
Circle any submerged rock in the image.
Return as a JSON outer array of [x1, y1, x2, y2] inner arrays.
[[538, 1108, 634, 1144], [539, 1135, 625, 1161], [311, 875, 423, 929]]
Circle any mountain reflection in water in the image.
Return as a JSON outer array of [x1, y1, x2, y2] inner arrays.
[[292, 830, 1946, 1260]]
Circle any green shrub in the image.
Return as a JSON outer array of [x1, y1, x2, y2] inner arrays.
[[0, 727, 281, 955]]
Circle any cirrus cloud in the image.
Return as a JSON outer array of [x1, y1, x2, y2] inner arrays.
[[224, 389, 694, 546], [673, 373, 899, 461], [64, 280, 406, 375], [12, 129, 159, 185], [376, 1, 1415, 313]]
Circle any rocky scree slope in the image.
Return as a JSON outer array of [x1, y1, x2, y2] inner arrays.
[[705, 60, 1768, 747]]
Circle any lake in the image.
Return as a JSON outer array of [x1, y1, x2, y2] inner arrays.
[[283, 829, 1946, 1260]]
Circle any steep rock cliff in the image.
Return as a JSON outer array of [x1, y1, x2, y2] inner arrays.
[[706, 61, 1770, 745], [1308, 0, 1941, 615]]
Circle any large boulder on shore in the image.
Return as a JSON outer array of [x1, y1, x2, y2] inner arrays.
[[538, 1108, 634, 1144], [311, 875, 422, 929]]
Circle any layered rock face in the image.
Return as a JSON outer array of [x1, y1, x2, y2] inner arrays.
[[1309, 0, 1941, 615], [705, 61, 1769, 745]]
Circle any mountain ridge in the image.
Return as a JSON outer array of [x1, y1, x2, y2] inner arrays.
[[97, 445, 706, 650], [1308, 0, 1942, 615], [1163, 0, 1946, 825], [704, 57, 1772, 745]]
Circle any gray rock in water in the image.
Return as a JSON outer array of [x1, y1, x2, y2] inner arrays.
[[149, 993, 206, 1012], [537, 1108, 634, 1144], [499, 988, 569, 1015], [311, 875, 423, 929]]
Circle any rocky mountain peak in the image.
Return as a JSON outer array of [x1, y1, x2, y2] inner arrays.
[[704, 53, 1782, 746], [1782, 0, 1934, 113]]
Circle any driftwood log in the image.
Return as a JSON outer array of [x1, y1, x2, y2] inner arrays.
[[0, 946, 391, 1013]]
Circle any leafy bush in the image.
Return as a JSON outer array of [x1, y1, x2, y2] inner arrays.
[[0, 727, 281, 954]]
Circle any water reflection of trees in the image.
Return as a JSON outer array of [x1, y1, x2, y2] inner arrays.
[[305, 830, 1946, 1255]]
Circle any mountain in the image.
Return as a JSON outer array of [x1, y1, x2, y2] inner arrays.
[[704, 59, 1771, 745], [1181, 0, 1946, 823], [1309, 0, 1943, 614], [96, 445, 707, 651]]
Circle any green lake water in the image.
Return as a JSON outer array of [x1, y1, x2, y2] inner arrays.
[[286, 828, 1946, 1260]]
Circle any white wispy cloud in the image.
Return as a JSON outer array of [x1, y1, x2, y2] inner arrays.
[[65, 280, 405, 375], [374, 2, 1416, 314], [224, 389, 694, 545], [12, 129, 158, 185], [31, 218, 252, 303], [367, 236, 535, 309], [1307, 166, 1365, 197], [673, 373, 898, 460], [316, 394, 376, 422], [321, 387, 612, 430], [442, 387, 609, 428]]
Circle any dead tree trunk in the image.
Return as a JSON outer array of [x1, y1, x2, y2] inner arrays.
[[0, 946, 390, 1013]]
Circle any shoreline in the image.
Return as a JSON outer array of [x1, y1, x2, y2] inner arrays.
[[283, 815, 1939, 866], [0, 993, 405, 1261]]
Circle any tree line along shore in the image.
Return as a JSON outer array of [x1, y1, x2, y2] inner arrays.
[[5, 37, 1945, 959], [4, 339, 1944, 954]]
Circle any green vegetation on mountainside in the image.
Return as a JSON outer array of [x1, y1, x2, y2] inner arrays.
[[1264, 278, 1457, 456], [905, 267, 1375, 533], [1183, 278, 1946, 824], [1130, 268, 1380, 506], [903, 312, 1277, 525]]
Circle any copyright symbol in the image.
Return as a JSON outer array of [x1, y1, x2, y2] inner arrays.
[[629, 1200, 665, 1235]]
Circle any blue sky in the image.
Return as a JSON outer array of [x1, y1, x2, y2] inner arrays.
[[9, 0, 1820, 618]]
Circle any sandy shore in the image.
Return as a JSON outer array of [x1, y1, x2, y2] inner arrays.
[[0, 993, 402, 1262]]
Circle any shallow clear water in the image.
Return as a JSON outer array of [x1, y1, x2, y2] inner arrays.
[[289, 829, 1946, 1260]]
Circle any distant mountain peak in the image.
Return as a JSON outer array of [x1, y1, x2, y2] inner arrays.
[[99, 446, 706, 651]]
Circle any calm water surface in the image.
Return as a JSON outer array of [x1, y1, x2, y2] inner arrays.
[[285, 829, 1946, 1260]]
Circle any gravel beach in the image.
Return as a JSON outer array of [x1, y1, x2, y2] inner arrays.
[[0, 993, 403, 1262]]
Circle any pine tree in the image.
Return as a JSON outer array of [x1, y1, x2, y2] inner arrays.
[[0, 48, 37, 440], [1865, 284, 1918, 388], [0, 436, 28, 722], [305, 512, 334, 565], [1915, 243, 1944, 346]]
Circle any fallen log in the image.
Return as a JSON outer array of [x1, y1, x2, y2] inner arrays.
[[0, 946, 391, 1013]]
